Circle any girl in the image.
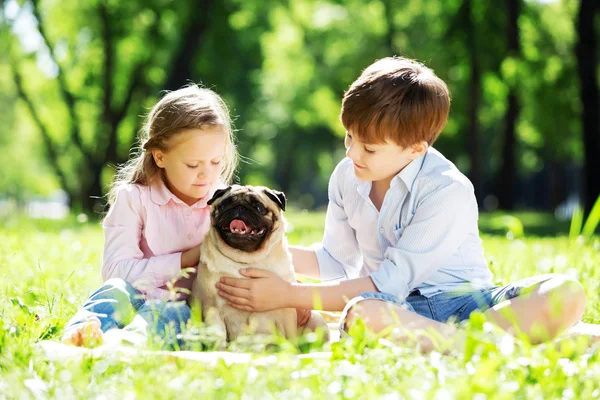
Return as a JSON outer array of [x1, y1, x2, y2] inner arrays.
[[62, 84, 238, 348]]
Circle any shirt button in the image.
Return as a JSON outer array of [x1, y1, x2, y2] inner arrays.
[[187, 233, 193, 239], [185, 209, 192, 216], [379, 228, 385, 233]]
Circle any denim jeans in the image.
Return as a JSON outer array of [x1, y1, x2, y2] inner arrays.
[[65, 278, 191, 349], [340, 274, 558, 333]]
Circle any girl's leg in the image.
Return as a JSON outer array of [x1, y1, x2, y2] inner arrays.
[[482, 275, 586, 343], [133, 300, 191, 350], [299, 311, 331, 342], [63, 278, 144, 346]]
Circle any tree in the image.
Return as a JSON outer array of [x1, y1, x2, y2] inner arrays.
[[7, 0, 214, 213], [576, 0, 599, 215], [496, 0, 521, 210]]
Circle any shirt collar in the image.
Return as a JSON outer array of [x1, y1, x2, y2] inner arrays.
[[150, 178, 224, 209], [392, 150, 427, 192]]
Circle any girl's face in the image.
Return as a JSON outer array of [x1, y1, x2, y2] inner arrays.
[[152, 126, 227, 206]]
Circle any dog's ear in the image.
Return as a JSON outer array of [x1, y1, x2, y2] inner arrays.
[[208, 186, 232, 206], [263, 189, 286, 212]]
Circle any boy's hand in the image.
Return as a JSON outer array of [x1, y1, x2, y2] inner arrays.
[[217, 268, 292, 312]]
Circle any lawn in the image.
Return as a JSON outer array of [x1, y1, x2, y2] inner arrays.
[[1, 210, 599, 399]]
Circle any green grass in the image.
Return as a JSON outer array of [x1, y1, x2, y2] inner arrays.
[[1, 211, 600, 399]]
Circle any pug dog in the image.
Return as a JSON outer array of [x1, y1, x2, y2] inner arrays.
[[190, 185, 297, 344]]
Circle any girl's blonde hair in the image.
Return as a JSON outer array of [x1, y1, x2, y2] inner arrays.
[[108, 84, 238, 205]]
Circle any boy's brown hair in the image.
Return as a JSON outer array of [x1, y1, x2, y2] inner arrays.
[[340, 56, 450, 147]]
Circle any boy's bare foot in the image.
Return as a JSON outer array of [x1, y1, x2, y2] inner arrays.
[[62, 317, 104, 347], [562, 322, 600, 347]]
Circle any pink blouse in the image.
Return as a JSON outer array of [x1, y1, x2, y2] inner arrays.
[[102, 180, 217, 300]]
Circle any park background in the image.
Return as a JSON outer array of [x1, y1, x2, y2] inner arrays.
[[1, 0, 600, 398], [0, 0, 598, 220]]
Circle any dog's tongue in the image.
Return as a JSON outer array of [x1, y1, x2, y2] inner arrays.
[[230, 219, 248, 232]]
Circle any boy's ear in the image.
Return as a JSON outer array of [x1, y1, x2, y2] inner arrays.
[[409, 141, 428, 159], [263, 189, 287, 211], [152, 149, 166, 168], [208, 186, 232, 206]]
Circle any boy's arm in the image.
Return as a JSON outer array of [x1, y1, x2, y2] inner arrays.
[[296, 160, 363, 281], [288, 277, 377, 311], [217, 269, 377, 312], [289, 246, 320, 279], [370, 180, 475, 300], [218, 180, 476, 311]]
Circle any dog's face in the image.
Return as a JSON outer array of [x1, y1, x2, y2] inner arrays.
[[207, 185, 286, 253]]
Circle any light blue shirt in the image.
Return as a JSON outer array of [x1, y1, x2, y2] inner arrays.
[[312, 147, 494, 300]]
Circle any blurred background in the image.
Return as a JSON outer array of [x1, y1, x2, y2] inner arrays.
[[0, 0, 598, 223]]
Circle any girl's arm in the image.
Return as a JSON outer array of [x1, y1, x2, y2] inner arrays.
[[181, 246, 201, 269], [102, 185, 191, 290]]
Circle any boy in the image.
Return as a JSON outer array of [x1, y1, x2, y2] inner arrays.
[[217, 57, 587, 352]]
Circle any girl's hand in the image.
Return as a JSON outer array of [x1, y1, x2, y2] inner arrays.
[[217, 268, 292, 312], [296, 308, 312, 327], [171, 271, 196, 300], [181, 245, 201, 269]]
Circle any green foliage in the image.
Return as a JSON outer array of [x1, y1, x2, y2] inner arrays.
[[569, 196, 600, 240], [581, 197, 600, 238], [569, 204, 584, 239], [2, 0, 589, 211], [486, 214, 525, 239]]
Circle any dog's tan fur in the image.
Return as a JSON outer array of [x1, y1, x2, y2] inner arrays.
[[190, 185, 297, 344]]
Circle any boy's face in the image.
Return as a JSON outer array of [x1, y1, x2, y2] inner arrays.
[[344, 130, 426, 183]]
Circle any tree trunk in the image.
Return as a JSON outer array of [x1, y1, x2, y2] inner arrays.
[[77, 164, 105, 216], [548, 160, 564, 211], [576, 0, 599, 215], [498, 93, 518, 209], [496, 0, 520, 210], [465, 0, 483, 205], [274, 139, 295, 195], [164, 0, 213, 90], [382, 0, 396, 54]]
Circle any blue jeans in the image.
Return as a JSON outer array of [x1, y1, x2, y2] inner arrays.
[[340, 274, 557, 332], [65, 278, 191, 349]]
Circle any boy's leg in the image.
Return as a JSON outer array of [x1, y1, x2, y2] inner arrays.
[[63, 278, 145, 346], [134, 300, 191, 350], [564, 322, 600, 346], [342, 293, 463, 353], [482, 274, 586, 343], [343, 275, 587, 353]]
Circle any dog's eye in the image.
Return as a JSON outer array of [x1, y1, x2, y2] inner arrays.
[[218, 198, 233, 210], [255, 203, 265, 213]]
